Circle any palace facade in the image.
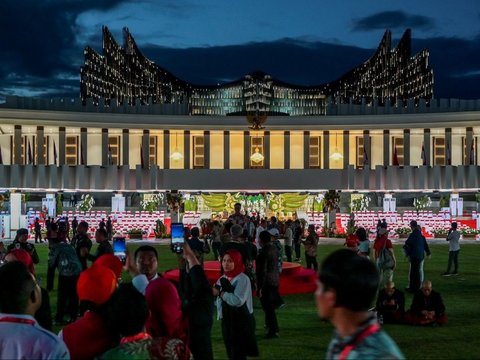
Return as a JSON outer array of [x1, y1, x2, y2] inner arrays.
[[0, 95, 478, 192]]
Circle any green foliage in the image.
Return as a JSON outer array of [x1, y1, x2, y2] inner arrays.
[[413, 195, 431, 211], [323, 190, 340, 212], [76, 194, 95, 211], [395, 227, 412, 236], [154, 219, 168, 238], [127, 228, 143, 239], [439, 195, 450, 208], [432, 228, 449, 237], [56, 194, 63, 215], [184, 199, 197, 212]]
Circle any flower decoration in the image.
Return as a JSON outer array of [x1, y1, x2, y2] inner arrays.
[[76, 194, 95, 212]]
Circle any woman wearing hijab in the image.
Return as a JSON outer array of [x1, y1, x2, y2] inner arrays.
[[212, 249, 258, 360]]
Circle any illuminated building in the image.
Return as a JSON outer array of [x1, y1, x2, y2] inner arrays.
[[80, 27, 433, 115]]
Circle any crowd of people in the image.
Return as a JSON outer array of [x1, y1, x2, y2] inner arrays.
[[0, 203, 457, 360]]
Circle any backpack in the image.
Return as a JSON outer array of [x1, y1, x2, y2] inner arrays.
[[377, 240, 395, 270]]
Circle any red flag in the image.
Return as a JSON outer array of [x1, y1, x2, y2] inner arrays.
[[27, 140, 33, 165], [53, 141, 58, 165], [140, 136, 145, 168], [393, 144, 399, 166], [421, 142, 426, 165]]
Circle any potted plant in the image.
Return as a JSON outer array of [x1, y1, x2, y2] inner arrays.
[[154, 219, 168, 239], [432, 228, 449, 238], [461, 228, 479, 239], [128, 228, 143, 239], [395, 227, 412, 238]]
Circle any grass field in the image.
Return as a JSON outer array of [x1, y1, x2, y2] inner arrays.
[[32, 242, 480, 360]]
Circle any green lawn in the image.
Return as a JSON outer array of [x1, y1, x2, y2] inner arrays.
[[33, 242, 480, 360]]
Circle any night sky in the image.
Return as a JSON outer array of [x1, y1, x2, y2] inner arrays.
[[1, 0, 479, 102]]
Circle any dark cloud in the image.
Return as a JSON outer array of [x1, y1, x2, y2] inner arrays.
[[0, 0, 129, 98], [352, 11, 435, 31], [1, 13, 479, 102]]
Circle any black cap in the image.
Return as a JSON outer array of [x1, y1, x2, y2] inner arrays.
[[16, 228, 28, 236]]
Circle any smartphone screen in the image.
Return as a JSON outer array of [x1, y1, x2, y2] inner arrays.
[[113, 237, 126, 263], [171, 223, 185, 253]]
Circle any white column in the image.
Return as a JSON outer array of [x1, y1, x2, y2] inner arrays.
[[10, 193, 22, 239]]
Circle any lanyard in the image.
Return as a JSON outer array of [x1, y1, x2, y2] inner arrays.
[[0, 316, 36, 326], [120, 332, 151, 344], [338, 323, 380, 360]]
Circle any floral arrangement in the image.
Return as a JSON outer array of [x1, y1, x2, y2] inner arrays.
[[140, 193, 164, 213], [413, 195, 431, 211], [351, 194, 371, 212], [395, 227, 412, 236], [461, 228, 479, 237], [245, 194, 266, 218], [76, 194, 95, 212], [432, 228, 449, 237]]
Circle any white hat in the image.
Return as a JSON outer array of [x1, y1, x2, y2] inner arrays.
[[268, 228, 280, 237]]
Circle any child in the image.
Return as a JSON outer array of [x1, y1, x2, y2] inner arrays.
[[212, 250, 258, 359]]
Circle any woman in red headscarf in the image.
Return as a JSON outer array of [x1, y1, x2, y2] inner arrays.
[[212, 249, 258, 360]]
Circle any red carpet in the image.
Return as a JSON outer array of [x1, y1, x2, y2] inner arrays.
[[163, 260, 317, 296]]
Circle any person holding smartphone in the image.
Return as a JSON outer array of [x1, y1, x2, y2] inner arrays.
[[178, 242, 214, 360], [442, 222, 461, 276]]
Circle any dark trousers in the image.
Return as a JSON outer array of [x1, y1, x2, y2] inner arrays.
[[260, 286, 280, 334], [285, 245, 292, 262], [55, 275, 79, 322], [190, 327, 214, 360], [294, 242, 301, 260], [46, 266, 56, 291], [212, 241, 222, 260], [409, 258, 422, 291], [35, 231, 42, 243], [446, 250, 460, 273], [305, 254, 318, 270]]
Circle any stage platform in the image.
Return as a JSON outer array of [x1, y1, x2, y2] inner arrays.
[[163, 260, 317, 296]]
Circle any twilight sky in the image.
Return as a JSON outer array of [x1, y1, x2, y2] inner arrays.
[[1, 0, 479, 101]]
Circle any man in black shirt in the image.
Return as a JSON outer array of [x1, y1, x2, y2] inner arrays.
[[7, 228, 39, 264], [88, 228, 113, 263], [70, 221, 92, 271]]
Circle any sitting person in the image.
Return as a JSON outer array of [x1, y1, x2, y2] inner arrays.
[[376, 281, 405, 324], [405, 280, 448, 326], [100, 283, 192, 360]]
